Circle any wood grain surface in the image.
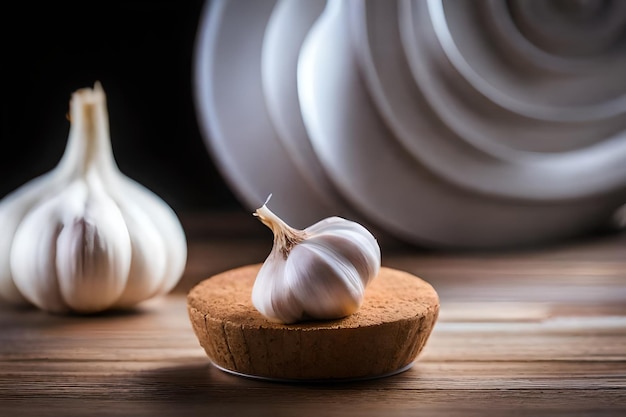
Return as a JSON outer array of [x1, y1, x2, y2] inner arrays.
[[1, 213, 625, 416]]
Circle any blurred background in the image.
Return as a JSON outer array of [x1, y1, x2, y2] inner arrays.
[[1, 0, 625, 250], [1, 1, 239, 214]]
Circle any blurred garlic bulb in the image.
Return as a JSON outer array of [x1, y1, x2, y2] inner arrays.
[[252, 196, 381, 324], [0, 82, 187, 314]]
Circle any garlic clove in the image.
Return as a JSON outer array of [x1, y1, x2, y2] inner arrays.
[[116, 177, 188, 298], [0, 177, 50, 305], [305, 217, 381, 285], [285, 242, 364, 319], [0, 166, 74, 306], [8, 195, 68, 313], [109, 192, 167, 308], [55, 190, 131, 313], [252, 252, 302, 323], [251, 197, 381, 324]]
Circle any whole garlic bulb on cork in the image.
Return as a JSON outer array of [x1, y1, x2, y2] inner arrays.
[[0, 82, 187, 314], [252, 195, 381, 324]]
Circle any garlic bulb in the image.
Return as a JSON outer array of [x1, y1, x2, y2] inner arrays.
[[252, 196, 381, 324], [0, 82, 187, 313]]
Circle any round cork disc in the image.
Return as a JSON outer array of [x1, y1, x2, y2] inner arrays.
[[187, 264, 439, 381]]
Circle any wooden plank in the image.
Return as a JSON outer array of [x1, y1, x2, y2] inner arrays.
[[1, 229, 625, 416]]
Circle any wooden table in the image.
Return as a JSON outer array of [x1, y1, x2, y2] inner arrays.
[[1, 213, 625, 416]]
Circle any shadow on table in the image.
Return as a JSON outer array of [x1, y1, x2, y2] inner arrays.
[[131, 360, 417, 404]]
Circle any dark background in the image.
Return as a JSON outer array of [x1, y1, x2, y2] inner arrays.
[[0, 0, 241, 216]]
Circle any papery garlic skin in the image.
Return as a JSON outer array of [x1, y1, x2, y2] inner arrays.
[[0, 82, 187, 313], [252, 198, 381, 324]]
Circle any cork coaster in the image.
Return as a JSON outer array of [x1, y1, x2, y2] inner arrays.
[[187, 264, 439, 381]]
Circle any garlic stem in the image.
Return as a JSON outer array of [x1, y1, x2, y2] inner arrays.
[[59, 82, 116, 179], [254, 201, 306, 259]]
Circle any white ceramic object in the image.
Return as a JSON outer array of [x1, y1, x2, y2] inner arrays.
[[298, 0, 625, 248], [261, 0, 347, 216], [193, 0, 626, 249], [481, 0, 626, 75], [346, 0, 626, 202], [393, 0, 626, 201], [504, 0, 626, 60], [193, 0, 340, 228], [425, 0, 626, 122]]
